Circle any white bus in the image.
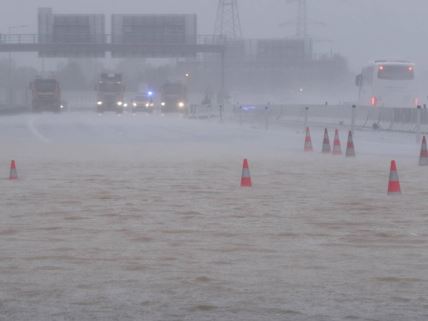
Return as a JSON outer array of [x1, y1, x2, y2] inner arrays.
[[355, 60, 418, 108]]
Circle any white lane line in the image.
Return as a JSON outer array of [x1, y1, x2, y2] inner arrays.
[[27, 116, 51, 143]]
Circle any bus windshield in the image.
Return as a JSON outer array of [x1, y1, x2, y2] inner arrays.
[[377, 65, 414, 80]]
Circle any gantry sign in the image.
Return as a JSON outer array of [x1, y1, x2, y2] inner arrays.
[[0, 8, 224, 58]]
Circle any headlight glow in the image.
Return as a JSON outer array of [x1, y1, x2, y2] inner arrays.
[[97, 101, 103, 106], [117, 101, 123, 106]]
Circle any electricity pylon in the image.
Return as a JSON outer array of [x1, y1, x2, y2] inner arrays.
[[214, 0, 243, 39]]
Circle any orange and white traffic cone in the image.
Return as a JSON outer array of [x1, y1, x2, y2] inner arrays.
[[304, 127, 313, 152], [332, 129, 342, 155], [419, 135, 428, 166], [9, 160, 17, 180], [240, 158, 252, 187], [345, 130, 356, 157], [321, 128, 331, 153], [387, 160, 401, 195]]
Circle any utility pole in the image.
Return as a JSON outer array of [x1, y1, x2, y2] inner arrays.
[[7, 25, 28, 107]]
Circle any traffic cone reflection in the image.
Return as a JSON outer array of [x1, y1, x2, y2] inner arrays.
[[387, 160, 401, 195], [240, 159, 252, 187], [321, 128, 331, 153], [9, 160, 17, 180], [419, 136, 428, 166], [345, 130, 356, 157], [304, 127, 313, 152], [332, 129, 342, 155]]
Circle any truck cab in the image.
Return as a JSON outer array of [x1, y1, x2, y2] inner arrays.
[[30, 78, 63, 112], [96, 73, 125, 113], [160, 82, 188, 113]]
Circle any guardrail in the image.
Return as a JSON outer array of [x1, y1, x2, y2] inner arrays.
[[190, 103, 428, 134], [0, 104, 30, 114], [0, 34, 39, 44]]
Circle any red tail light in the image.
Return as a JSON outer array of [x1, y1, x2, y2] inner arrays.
[[370, 96, 377, 106]]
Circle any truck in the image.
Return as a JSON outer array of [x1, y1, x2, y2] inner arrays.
[[96, 73, 125, 113], [30, 78, 64, 112], [160, 82, 188, 113]]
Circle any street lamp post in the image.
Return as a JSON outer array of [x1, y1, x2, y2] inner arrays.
[[7, 25, 28, 107]]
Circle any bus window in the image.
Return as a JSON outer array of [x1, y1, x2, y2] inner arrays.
[[377, 65, 414, 80]]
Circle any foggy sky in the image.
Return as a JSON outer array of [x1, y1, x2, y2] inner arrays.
[[1, 0, 428, 72]]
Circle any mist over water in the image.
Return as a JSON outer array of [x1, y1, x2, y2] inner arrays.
[[1, 113, 428, 320]]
